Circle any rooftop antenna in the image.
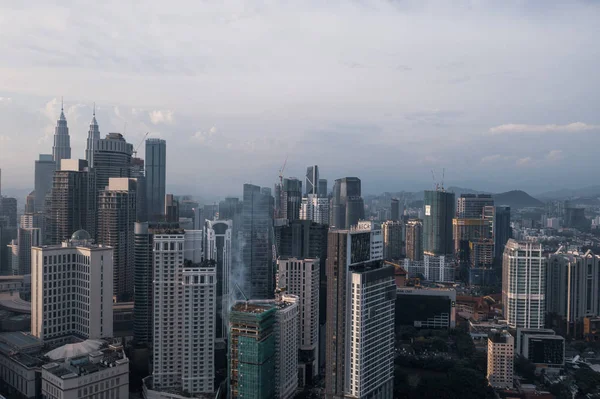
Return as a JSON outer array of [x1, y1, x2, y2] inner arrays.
[[93, 102, 96, 117], [61, 96, 64, 111], [441, 168, 445, 191]]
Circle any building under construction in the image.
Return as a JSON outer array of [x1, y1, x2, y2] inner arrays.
[[229, 302, 277, 399]]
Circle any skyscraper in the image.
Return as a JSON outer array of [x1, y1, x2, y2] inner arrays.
[[34, 154, 55, 213], [229, 302, 277, 399], [423, 190, 455, 256], [85, 107, 101, 167], [97, 178, 137, 301], [145, 138, 166, 221], [494, 206, 512, 262], [318, 178, 328, 197], [92, 133, 133, 192], [382, 220, 403, 260], [391, 198, 400, 221], [52, 101, 71, 169], [46, 159, 96, 245], [241, 184, 274, 299], [502, 239, 545, 329], [305, 165, 319, 196], [31, 230, 113, 341], [275, 294, 300, 399], [277, 257, 320, 385], [325, 224, 395, 399], [204, 219, 233, 342], [24, 191, 35, 214], [0, 197, 17, 228], [165, 194, 179, 223], [331, 177, 364, 229], [133, 222, 153, 345], [405, 219, 423, 261], [457, 194, 494, 218], [16, 227, 41, 275], [150, 230, 215, 396], [280, 178, 302, 222], [546, 248, 600, 337], [300, 194, 330, 225], [131, 156, 147, 222]]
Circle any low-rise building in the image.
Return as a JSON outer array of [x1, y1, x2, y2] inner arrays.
[[395, 286, 456, 329]]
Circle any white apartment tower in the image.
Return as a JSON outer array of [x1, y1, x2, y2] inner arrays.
[[151, 230, 215, 396], [276, 294, 300, 399], [277, 258, 320, 385], [502, 239, 546, 329], [204, 219, 232, 343], [300, 194, 330, 225], [487, 330, 514, 389], [31, 230, 113, 341]]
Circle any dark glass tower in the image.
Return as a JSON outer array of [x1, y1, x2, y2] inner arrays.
[[494, 206, 511, 261], [423, 190, 455, 256], [305, 165, 319, 196], [241, 184, 274, 299], [133, 222, 153, 345], [391, 198, 400, 221], [145, 139, 167, 222], [331, 177, 364, 229], [282, 177, 302, 222]]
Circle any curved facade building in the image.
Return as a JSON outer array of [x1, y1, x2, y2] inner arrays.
[[92, 133, 133, 192]]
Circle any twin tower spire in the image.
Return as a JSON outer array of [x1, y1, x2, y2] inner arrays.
[[52, 99, 101, 169]]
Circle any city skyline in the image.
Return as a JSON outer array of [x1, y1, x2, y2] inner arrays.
[[1, 1, 600, 196]]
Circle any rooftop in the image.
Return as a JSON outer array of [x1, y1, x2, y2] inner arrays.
[[43, 347, 127, 379], [0, 331, 42, 351], [231, 302, 274, 314]]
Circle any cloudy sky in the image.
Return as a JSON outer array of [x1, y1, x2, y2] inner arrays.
[[1, 1, 599, 199]]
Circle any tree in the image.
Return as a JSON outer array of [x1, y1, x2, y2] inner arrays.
[[514, 355, 536, 380]]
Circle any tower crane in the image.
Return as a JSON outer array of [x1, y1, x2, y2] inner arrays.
[[133, 132, 150, 157], [278, 156, 288, 186]]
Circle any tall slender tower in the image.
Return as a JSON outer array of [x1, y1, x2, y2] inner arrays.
[[145, 139, 167, 221], [85, 105, 101, 167], [52, 99, 71, 169]]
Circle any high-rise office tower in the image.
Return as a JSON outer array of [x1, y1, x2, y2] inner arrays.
[[131, 156, 147, 222], [487, 330, 514, 389], [24, 191, 35, 214], [331, 177, 364, 229], [300, 194, 330, 225], [150, 230, 215, 396], [452, 218, 490, 254], [165, 194, 179, 223], [423, 190, 455, 256], [52, 102, 71, 169], [31, 230, 113, 341], [457, 194, 494, 218], [280, 178, 302, 222], [204, 219, 233, 343], [382, 220, 403, 260], [277, 258, 320, 385], [145, 138, 166, 221], [7, 239, 18, 275], [97, 178, 137, 301], [46, 159, 96, 245], [546, 248, 600, 337], [325, 224, 395, 399], [305, 165, 319, 196], [0, 197, 17, 228], [405, 219, 423, 261], [502, 239, 545, 329], [133, 222, 153, 345], [229, 302, 277, 399], [34, 154, 55, 213], [16, 228, 41, 275], [318, 178, 328, 197], [241, 184, 274, 299], [494, 206, 512, 261], [92, 133, 133, 192], [391, 198, 400, 221], [85, 108, 101, 167]]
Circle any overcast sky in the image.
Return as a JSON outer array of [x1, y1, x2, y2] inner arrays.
[[1, 1, 599, 199]]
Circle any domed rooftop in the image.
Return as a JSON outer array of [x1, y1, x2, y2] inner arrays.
[[45, 339, 103, 360], [71, 230, 91, 241]]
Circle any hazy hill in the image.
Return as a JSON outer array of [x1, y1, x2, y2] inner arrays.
[[493, 190, 543, 209], [537, 185, 600, 200]]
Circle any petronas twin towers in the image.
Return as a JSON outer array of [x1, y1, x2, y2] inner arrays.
[[51, 100, 101, 169]]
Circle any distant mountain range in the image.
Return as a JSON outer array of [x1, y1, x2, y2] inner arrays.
[[537, 185, 600, 200], [492, 190, 544, 209]]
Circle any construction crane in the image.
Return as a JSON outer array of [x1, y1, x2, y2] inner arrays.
[[278, 155, 288, 187], [133, 132, 150, 157]]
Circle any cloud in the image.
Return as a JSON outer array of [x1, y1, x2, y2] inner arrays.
[[489, 122, 600, 134], [480, 154, 516, 163], [516, 157, 533, 167], [149, 110, 174, 125], [191, 126, 218, 144], [0, 135, 11, 141], [546, 149, 564, 161]]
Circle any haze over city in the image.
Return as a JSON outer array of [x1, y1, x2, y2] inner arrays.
[[1, 0, 600, 196]]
